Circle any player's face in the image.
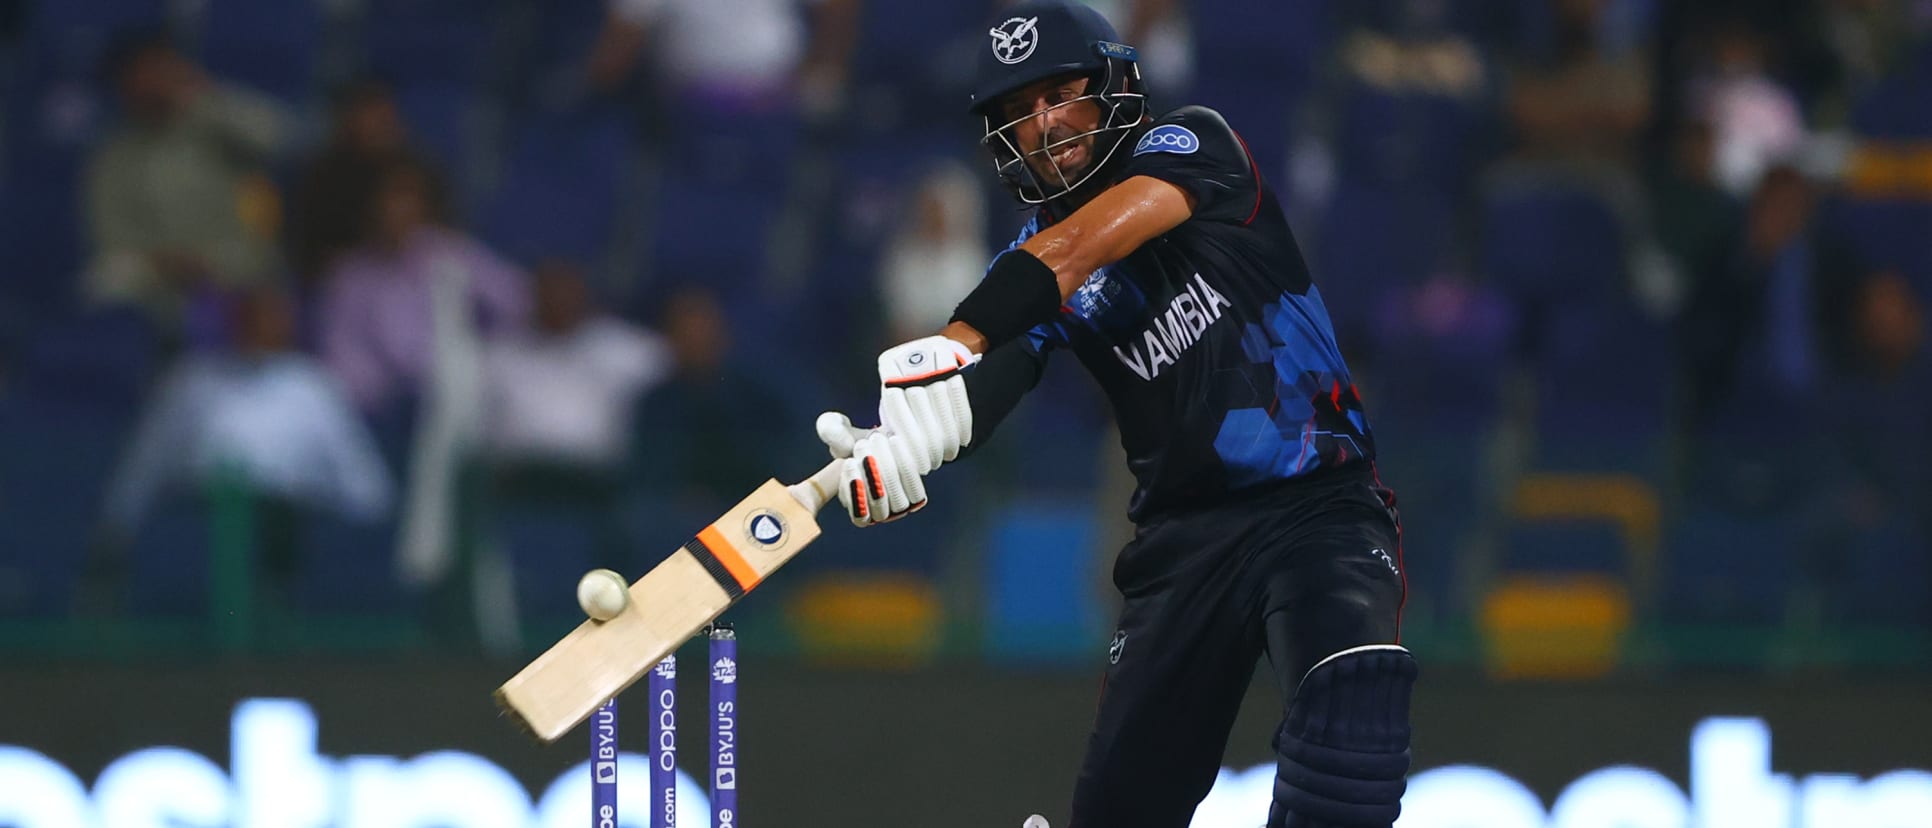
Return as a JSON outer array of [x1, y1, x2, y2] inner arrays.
[[997, 74, 1103, 187]]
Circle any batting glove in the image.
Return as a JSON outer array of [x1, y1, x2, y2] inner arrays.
[[876, 335, 978, 473], [826, 426, 928, 527]]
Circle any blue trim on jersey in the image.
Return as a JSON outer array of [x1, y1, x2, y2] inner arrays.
[[1212, 285, 1370, 486], [1264, 287, 1351, 391]]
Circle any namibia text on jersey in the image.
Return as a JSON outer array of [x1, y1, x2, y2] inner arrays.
[[1112, 273, 1234, 381]]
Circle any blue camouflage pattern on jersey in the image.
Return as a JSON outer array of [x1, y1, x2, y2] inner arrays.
[[993, 105, 1374, 522]]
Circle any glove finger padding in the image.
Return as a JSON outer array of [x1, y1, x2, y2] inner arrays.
[[899, 385, 949, 470], [838, 433, 927, 527], [883, 433, 927, 514], [878, 390, 935, 474], [838, 454, 871, 525], [938, 378, 973, 455], [915, 384, 970, 464]]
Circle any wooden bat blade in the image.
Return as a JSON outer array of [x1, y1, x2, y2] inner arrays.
[[495, 476, 828, 742]]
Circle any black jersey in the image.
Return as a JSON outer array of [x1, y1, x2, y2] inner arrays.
[[1005, 105, 1375, 523]]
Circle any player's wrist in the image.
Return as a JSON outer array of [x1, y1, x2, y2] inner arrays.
[[941, 321, 989, 355]]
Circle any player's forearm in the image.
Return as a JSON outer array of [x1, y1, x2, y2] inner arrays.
[[950, 178, 1190, 351], [949, 176, 1193, 352], [1021, 175, 1195, 299]]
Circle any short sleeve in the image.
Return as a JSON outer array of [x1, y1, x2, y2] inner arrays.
[[1119, 106, 1261, 225]]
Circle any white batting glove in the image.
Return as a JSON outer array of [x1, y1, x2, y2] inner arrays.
[[816, 411, 874, 459], [876, 335, 979, 473], [835, 431, 928, 527]]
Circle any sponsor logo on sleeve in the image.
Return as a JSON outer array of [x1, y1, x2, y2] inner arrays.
[[1134, 124, 1200, 156]]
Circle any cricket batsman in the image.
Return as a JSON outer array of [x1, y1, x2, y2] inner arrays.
[[815, 1, 1414, 826]]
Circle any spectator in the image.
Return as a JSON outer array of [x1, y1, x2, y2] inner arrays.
[[1814, 270, 1932, 590], [288, 79, 445, 283], [483, 261, 669, 474], [1507, 0, 1653, 168], [585, 0, 860, 115], [1652, 116, 1747, 418], [1649, 118, 1744, 292], [1680, 164, 1852, 423], [318, 158, 528, 416], [84, 31, 290, 326], [85, 285, 392, 610], [877, 163, 988, 344], [1683, 18, 1808, 195], [632, 286, 803, 513], [480, 262, 667, 577], [315, 157, 526, 598]]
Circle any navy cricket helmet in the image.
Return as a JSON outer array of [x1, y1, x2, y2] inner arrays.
[[969, 0, 1146, 205]]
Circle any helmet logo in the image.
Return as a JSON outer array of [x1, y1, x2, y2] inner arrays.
[[990, 16, 1040, 65]]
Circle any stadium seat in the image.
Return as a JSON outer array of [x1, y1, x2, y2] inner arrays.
[[1507, 473, 1662, 606], [1186, 0, 1329, 181], [392, 80, 484, 175], [0, 175, 86, 316], [786, 571, 943, 662], [13, 308, 157, 411], [124, 499, 215, 617], [1823, 519, 1931, 627], [1312, 185, 1458, 352], [1684, 386, 1828, 515], [481, 104, 635, 264], [1368, 439, 1483, 620], [514, 0, 607, 90], [1358, 278, 1514, 616], [2, 52, 107, 317], [0, 395, 129, 616], [297, 513, 408, 614], [1330, 80, 1490, 195], [1367, 277, 1515, 426], [1849, 39, 1932, 140], [1479, 572, 1631, 678], [647, 177, 782, 284], [27, 0, 170, 43], [1501, 518, 1627, 574], [1826, 198, 1932, 294], [361, 0, 499, 88], [494, 507, 603, 618], [1660, 510, 1798, 626], [1481, 184, 1626, 307], [1528, 302, 1674, 477], [198, 0, 323, 104]]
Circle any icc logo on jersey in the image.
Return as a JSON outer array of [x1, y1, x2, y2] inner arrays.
[[1134, 124, 1200, 156], [990, 16, 1040, 64]]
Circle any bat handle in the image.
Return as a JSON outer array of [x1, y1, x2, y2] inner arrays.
[[786, 459, 846, 514]]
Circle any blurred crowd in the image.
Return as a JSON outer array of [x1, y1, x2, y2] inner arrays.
[[0, 0, 1929, 662]]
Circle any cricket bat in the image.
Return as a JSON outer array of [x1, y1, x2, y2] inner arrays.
[[495, 460, 845, 742]]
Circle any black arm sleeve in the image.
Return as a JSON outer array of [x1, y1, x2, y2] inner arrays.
[[958, 337, 1049, 460]]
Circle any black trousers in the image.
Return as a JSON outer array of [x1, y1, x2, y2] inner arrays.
[[1069, 464, 1407, 828]]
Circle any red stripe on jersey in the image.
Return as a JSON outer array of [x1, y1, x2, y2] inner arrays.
[[1231, 131, 1265, 226]]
